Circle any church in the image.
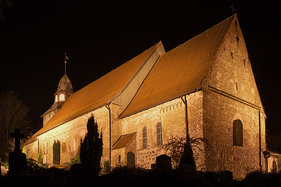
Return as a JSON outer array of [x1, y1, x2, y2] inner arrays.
[[24, 14, 269, 179]]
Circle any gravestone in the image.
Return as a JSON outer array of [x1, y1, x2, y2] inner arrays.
[[155, 154, 172, 172], [8, 129, 26, 175]]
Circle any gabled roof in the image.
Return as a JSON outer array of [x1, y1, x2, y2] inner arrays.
[[112, 133, 136, 150], [120, 15, 235, 118], [34, 42, 160, 136]]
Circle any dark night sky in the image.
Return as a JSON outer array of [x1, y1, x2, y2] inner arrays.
[[0, 1, 280, 140]]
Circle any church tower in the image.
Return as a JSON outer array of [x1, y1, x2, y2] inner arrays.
[[41, 53, 73, 126], [42, 74, 73, 126]]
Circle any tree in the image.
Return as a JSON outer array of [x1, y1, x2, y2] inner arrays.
[[53, 140, 61, 165], [80, 115, 103, 176], [0, 91, 31, 162], [160, 136, 207, 169]]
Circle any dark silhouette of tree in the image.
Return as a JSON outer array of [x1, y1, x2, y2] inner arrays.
[[0, 91, 31, 162], [80, 115, 103, 176], [178, 137, 196, 172], [53, 140, 61, 165]]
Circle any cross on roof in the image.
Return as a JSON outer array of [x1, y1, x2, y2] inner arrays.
[[11, 129, 24, 152], [230, 1, 237, 14]]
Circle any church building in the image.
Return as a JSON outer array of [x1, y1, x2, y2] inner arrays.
[[24, 14, 268, 179]]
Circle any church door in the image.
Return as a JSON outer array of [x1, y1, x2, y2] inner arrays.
[[127, 152, 135, 168]]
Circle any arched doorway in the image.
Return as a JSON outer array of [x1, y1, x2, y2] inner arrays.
[[127, 152, 135, 168]]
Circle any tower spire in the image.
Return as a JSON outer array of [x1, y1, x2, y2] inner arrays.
[[64, 52, 69, 74]]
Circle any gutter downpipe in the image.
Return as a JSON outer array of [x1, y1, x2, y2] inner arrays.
[[105, 103, 112, 171], [181, 95, 189, 141], [259, 110, 262, 171]]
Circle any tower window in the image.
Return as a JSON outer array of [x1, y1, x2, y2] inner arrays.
[[233, 119, 243, 146], [142, 127, 147, 149], [59, 94, 65, 101], [55, 95, 58, 102], [156, 122, 163, 146]]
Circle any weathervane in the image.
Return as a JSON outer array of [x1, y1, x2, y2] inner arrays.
[[64, 52, 69, 74]]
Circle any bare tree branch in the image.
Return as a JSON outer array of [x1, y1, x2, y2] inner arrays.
[[0, 91, 31, 161], [159, 136, 208, 169]]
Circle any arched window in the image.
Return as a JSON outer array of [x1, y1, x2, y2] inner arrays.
[[142, 127, 147, 149], [233, 119, 243, 146], [59, 94, 65, 101], [55, 95, 58, 102], [156, 122, 162, 145]]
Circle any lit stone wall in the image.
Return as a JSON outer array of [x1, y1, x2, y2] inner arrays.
[[33, 105, 121, 167], [202, 17, 266, 179], [24, 140, 38, 161], [113, 92, 205, 170]]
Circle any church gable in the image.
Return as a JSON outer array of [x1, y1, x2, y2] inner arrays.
[[120, 15, 234, 118], [201, 14, 266, 178], [112, 42, 164, 111], [203, 14, 264, 110]]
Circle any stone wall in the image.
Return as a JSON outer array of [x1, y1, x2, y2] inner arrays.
[[113, 91, 205, 170], [202, 16, 266, 179], [24, 140, 38, 161], [28, 104, 122, 167]]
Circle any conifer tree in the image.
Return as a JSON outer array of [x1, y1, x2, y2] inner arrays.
[[178, 137, 196, 172], [53, 140, 60, 165], [80, 115, 103, 176]]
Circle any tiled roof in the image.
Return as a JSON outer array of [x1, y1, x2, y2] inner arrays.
[[120, 15, 235, 118], [112, 133, 136, 150], [33, 43, 160, 136]]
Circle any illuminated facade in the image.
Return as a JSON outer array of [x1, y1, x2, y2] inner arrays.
[[24, 14, 269, 179]]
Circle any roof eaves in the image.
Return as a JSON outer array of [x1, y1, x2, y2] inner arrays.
[[33, 103, 106, 137]]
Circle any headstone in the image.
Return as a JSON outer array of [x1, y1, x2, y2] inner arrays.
[[156, 154, 172, 172], [8, 129, 26, 175]]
